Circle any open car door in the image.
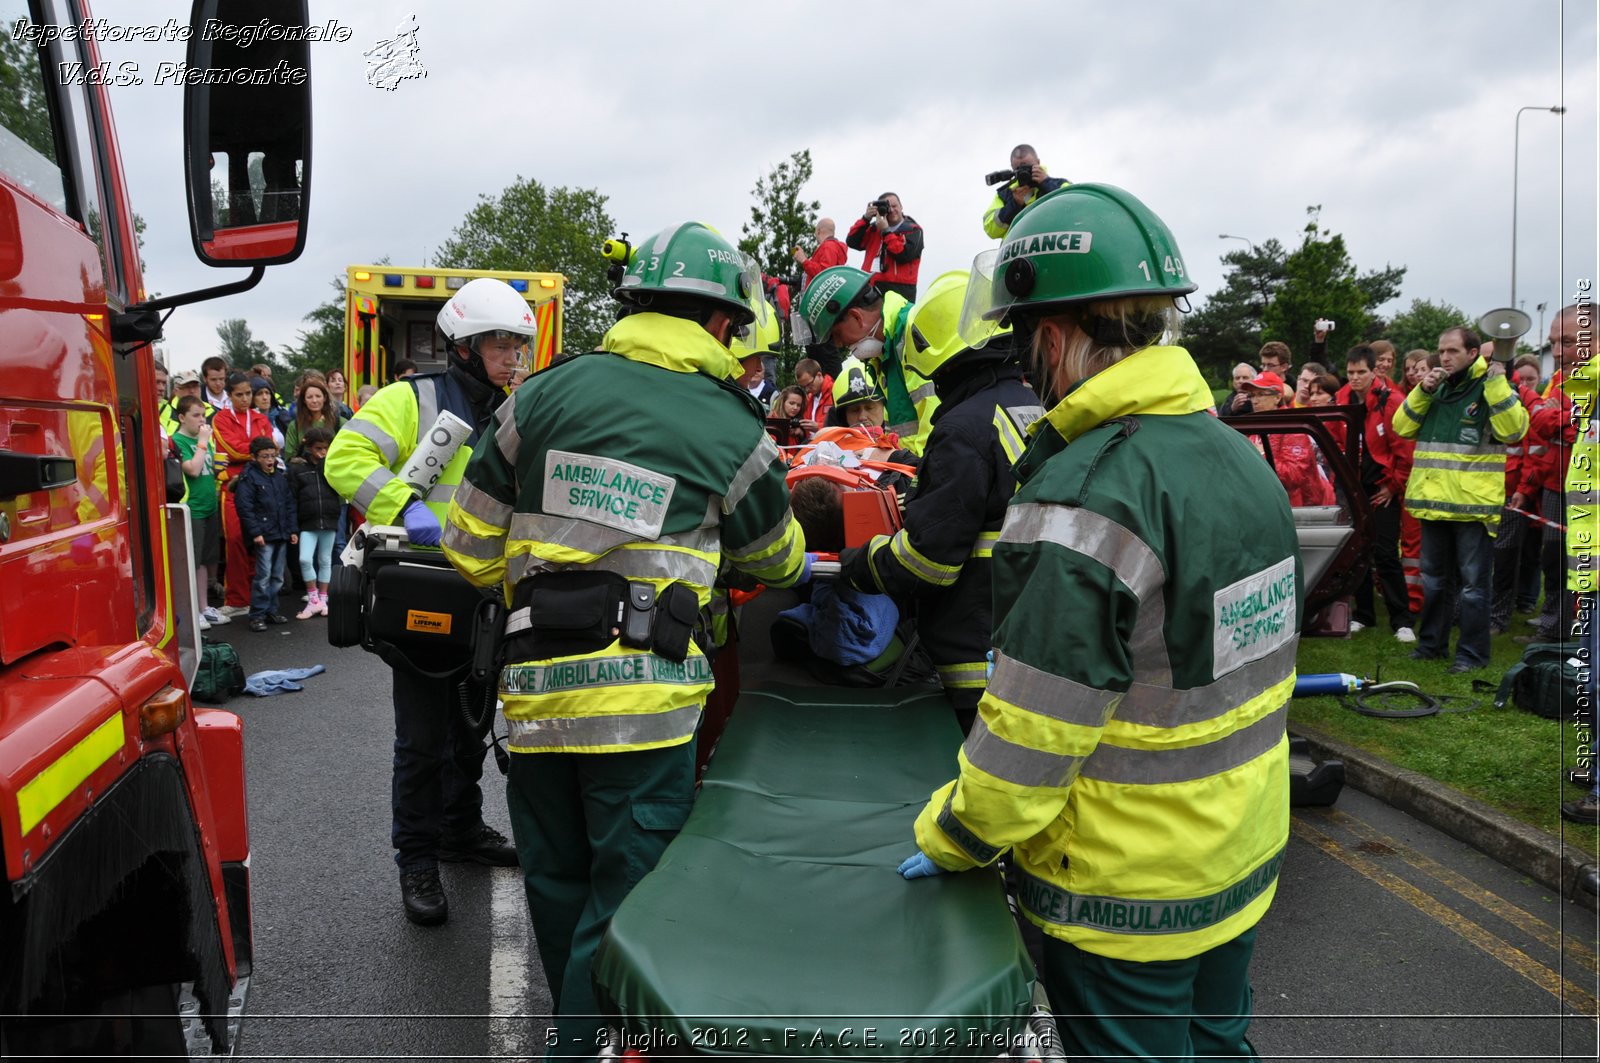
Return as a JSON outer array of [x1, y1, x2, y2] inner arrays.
[[1223, 404, 1374, 635]]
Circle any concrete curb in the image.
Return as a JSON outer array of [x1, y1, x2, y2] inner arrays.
[[1290, 724, 1599, 912]]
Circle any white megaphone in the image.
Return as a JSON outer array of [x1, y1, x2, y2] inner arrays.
[[1478, 307, 1532, 363]]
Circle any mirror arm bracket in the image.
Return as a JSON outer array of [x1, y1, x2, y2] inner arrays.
[[110, 266, 265, 344]]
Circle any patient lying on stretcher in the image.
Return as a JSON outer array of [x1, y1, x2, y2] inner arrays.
[[770, 478, 908, 685]]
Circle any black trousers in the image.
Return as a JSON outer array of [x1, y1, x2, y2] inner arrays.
[[1354, 498, 1413, 629]]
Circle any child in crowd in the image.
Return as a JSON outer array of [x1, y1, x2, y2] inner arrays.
[[251, 377, 286, 453], [289, 426, 341, 619], [171, 395, 227, 629], [233, 436, 298, 632]]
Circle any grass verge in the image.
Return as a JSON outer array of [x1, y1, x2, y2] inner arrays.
[[1292, 610, 1597, 859]]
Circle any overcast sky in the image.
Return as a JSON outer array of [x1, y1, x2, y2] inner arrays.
[[84, 0, 1599, 374]]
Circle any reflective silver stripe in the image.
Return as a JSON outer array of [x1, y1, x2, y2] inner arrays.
[[427, 481, 457, 505], [651, 224, 682, 255], [453, 479, 513, 529], [1121, 641, 1296, 729], [1412, 457, 1505, 473], [341, 417, 400, 465], [908, 381, 936, 405], [586, 547, 717, 587], [661, 276, 730, 297], [1005, 404, 1046, 433], [888, 419, 919, 438], [1407, 499, 1502, 517], [1525, 445, 1548, 455], [353, 466, 399, 511], [993, 407, 1027, 464], [495, 387, 522, 467], [414, 377, 440, 441], [964, 717, 1087, 788], [1489, 392, 1521, 415], [986, 652, 1123, 729], [1017, 846, 1286, 935], [509, 511, 637, 556], [936, 797, 1002, 864], [505, 703, 701, 749], [1424, 441, 1510, 457], [1000, 503, 1171, 686], [441, 522, 505, 561], [1080, 703, 1287, 786], [888, 528, 960, 585], [722, 433, 780, 514], [725, 509, 795, 561], [1001, 503, 1162, 598]]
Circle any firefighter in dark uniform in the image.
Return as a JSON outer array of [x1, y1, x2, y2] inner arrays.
[[840, 270, 1042, 732]]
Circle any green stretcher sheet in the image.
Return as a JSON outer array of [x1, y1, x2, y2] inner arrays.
[[593, 686, 1036, 1059]]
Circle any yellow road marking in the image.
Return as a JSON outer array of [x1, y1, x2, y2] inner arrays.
[[1317, 808, 1599, 975], [1291, 818, 1598, 1015]]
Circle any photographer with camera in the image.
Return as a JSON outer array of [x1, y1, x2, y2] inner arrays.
[[846, 192, 924, 302], [981, 143, 1068, 238]]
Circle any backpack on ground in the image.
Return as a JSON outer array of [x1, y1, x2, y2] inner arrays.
[[1495, 641, 1588, 721], [192, 637, 247, 703]]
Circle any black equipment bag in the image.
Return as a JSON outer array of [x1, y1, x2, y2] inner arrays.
[[1495, 641, 1588, 721], [192, 637, 246, 703], [363, 547, 489, 677]]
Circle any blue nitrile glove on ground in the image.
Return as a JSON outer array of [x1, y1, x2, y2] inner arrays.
[[403, 500, 441, 547], [244, 665, 326, 697], [898, 850, 947, 880]]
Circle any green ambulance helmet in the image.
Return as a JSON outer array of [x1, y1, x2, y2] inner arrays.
[[832, 356, 884, 408], [959, 183, 1197, 346], [616, 221, 768, 331], [905, 269, 1010, 379], [791, 266, 874, 346]]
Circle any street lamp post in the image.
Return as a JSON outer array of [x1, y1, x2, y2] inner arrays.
[[1511, 104, 1566, 308]]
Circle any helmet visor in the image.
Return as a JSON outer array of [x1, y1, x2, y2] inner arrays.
[[957, 249, 1009, 350], [790, 307, 817, 347], [733, 252, 770, 342]]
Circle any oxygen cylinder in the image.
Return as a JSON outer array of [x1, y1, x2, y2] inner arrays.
[[1293, 672, 1363, 697], [399, 409, 472, 500]]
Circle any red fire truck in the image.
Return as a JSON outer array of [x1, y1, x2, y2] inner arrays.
[[0, 0, 312, 1054]]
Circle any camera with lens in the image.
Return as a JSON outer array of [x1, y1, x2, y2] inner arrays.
[[985, 165, 1035, 188], [870, 198, 892, 215]]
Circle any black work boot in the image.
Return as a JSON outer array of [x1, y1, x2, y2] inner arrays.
[[400, 867, 448, 926], [437, 823, 519, 867]]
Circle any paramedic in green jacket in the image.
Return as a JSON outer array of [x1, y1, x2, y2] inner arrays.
[[899, 185, 1299, 1062], [442, 222, 809, 1058]]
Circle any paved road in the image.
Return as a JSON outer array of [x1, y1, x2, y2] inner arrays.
[[213, 589, 1598, 1062]]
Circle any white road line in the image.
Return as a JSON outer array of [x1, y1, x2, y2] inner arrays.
[[489, 866, 533, 1060]]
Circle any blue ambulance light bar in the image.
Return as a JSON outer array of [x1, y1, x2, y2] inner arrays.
[[507, 279, 529, 293]]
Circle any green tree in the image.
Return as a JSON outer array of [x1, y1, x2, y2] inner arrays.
[[1384, 298, 1469, 356], [738, 149, 820, 280], [1260, 206, 1406, 355], [433, 177, 615, 355], [217, 318, 273, 373], [1182, 239, 1288, 381], [0, 33, 54, 166]]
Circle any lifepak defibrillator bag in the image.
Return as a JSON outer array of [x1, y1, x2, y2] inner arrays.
[[1495, 641, 1590, 721], [363, 546, 489, 676]]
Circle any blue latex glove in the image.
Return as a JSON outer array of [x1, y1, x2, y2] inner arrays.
[[795, 551, 819, 585], [402, 501, 442, 547], [898, 850, 947, 880]]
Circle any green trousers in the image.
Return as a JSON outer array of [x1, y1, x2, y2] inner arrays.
[[1042, 926, 1260, 1063], [505, 741, 695, 1059]]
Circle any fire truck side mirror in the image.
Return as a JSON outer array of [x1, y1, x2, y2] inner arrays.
[[182, 0, 313, 268]]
